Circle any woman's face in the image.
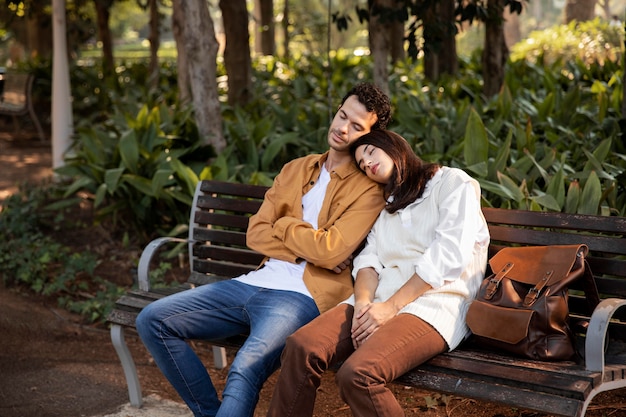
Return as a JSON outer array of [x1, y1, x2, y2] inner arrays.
[[354, 143, 394, 184]]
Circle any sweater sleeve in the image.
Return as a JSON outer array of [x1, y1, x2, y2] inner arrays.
[[351, 221, 384, 279], [414, 171, 486, 289]]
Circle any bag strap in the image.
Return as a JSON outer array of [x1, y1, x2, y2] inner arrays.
[[484, 262, 515, 300], [579, 258, 600, 314], [523, 269, 555, 307]]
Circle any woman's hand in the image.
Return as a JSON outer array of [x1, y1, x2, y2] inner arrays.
[[351, 301, 397, 349]]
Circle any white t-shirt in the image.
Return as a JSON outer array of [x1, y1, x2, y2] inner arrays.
[[234, 165, 332, 297]]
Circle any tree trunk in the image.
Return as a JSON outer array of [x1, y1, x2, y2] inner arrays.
[[369, 0, 393, 95], [171, 2, 191, 105], [503, 7, 521, 48], [219, 0, 253, 107], [439, 0, 458, 75], [390, 4, 405, 63], [25, 9, 52, 60], [94, 0, 115, 80], [255, 0, 275, 55], [148, 0, 160, 90], [173, 0, 225, 153], [482, 0, 508, 97], [564, 0, 597, 23], [282, 0, 290, 59], [623, 19, 626, 120], [423, 0, 457, 81], [422, 4, 439, 81]]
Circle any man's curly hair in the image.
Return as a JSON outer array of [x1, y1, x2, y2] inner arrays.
[[340, 83, 392, 130]]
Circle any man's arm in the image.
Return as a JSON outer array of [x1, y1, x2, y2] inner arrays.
[[247, 166, 385, 270], [269, 181, 384, 270], [246, 171, 300, 262]]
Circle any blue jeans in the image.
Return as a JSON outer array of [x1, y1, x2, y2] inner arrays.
[[135, 280, 320, 417]]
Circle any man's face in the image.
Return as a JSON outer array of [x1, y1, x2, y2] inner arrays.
[[327, 95, 379, 153]]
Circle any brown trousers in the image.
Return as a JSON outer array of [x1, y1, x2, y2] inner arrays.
[[267, 303, 448, 417]]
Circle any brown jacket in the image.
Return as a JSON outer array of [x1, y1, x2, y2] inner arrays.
[[246, 152, 386, 313]]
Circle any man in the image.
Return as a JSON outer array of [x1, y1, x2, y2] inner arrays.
[[136, 82, 392, 417]]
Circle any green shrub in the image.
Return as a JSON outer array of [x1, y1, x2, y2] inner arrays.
[[510, 18, 623, 66]]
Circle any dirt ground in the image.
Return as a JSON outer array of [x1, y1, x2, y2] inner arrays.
[[1, 131, 626, 417]]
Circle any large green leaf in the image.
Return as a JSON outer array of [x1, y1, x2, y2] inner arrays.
[[170, 159, 199, 197], [531, 193, 561, 211], [104, 168, 125, 194], [151, 169, 175, 197], [261, 132, 300, 171], [123, 174, 154, 197], [578, 171, 602, 215], [565, 181, 581, 213], [497, 172, 526, 203], [545, 166, 565, 209], [62, 177, 94, 198], [119, 130, 140, 174], [477, 178, 519, 201], [489, 130, 512, 181], [464, 107, 489, 177]]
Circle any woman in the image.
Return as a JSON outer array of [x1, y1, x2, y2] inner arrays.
[[266, 130, 490, 417]]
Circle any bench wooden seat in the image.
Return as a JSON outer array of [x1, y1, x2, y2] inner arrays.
[[107, 180, 626, 416], [0, 73, 45, 141]]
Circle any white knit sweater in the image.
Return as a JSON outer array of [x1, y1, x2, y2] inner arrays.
[[346, 167, 490, 350]]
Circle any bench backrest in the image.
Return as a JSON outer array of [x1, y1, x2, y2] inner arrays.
[[186, 180, 269, 287], [185, 180, 626, 339], [0, 73, 32, 113]]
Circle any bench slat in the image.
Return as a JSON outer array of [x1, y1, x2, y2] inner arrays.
[[192, 259, 257, 278], [193, 244, 265, 266], [488, 225, 626, 255], [397, 368, 585, 416], [482, 208, 626, 233], [196, 194, 263, 214], [194, 211, 251, 229], [199, 180, 268, 199], [192, 228, 247, 247]]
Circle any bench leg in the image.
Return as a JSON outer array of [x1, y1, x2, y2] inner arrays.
[[212, 346, 228, 369], [27, 98, 45, 141], [110, 324, 143, 408]]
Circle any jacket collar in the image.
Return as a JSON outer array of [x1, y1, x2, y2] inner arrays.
[[315, 151, 360, 179]]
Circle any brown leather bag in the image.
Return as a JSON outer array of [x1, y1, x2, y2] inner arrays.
[[466, 244, 600, 361]]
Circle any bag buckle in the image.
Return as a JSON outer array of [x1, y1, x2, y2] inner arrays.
[[523, 270, 554, 306], [485, 262, 514, 299]]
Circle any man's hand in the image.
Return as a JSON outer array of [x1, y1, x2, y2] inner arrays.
[[330, 254, 353, 274]]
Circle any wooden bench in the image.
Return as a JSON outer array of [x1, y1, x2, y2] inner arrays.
[[0, 73, 46, 141], [107, 179, 626, 416]]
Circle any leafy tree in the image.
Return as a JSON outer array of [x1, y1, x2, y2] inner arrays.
[[332, 0, 523, 95]]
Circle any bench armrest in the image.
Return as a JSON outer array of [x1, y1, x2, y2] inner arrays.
[[585, 298, 626, 372], [137, 237, 188, 291]]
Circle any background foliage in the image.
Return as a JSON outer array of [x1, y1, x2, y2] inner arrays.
[[0, 19, 624, 323]]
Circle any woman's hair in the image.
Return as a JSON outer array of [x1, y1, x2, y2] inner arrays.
[[350, 130, 440, 213]]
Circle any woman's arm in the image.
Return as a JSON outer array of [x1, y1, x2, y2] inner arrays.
[[352, 271, 432, 348]]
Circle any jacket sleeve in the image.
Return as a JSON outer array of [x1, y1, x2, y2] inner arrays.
[[246, 168, 300, 262], [270, 181, 385, 270]]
